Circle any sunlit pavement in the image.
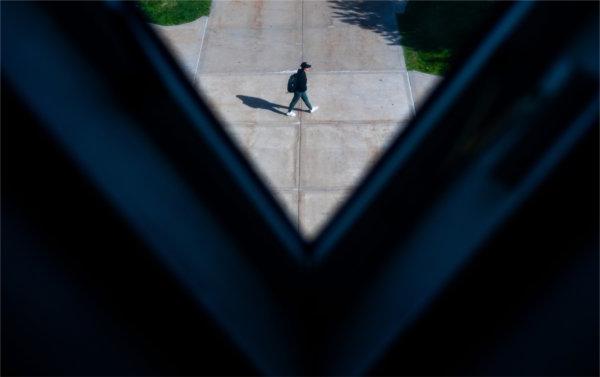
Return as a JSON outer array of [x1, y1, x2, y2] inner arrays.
[[153, 0, 441, 238]]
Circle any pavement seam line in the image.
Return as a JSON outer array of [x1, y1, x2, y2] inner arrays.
[[193, 15, 210, 84], [297, 0, 304, 232], [228, 121, 408, 127], [405, 69, 417, 116], [396, 11, 416, 116], [295, 122, 301, 231], [276, 187, 355, 192], [197, 69, 410, 76]]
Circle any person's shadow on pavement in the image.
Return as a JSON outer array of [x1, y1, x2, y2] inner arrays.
[[237, 95, 300, 115]]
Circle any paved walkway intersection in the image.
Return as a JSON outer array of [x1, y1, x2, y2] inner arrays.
[[154, 0, 441, 238]]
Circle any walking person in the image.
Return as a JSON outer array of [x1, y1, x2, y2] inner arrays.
[[286, 62, 318, 117]]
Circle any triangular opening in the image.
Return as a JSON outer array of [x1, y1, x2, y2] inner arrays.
[[146, 0, 498, 239]]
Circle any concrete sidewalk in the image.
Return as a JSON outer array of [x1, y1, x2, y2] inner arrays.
[[153, 16, 208, 81], [154, 0, 441, 238]]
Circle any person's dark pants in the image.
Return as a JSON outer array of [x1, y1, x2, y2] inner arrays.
[[288, 91, 312, 112]]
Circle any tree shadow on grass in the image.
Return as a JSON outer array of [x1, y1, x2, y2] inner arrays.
[[396, 1, 500, 74], [327, 1, 500, 73], [237, 95, 305, 115], [327, 0, 403, 46]]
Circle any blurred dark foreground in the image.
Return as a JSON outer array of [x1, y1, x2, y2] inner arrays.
[[2, 1, 598, 376]]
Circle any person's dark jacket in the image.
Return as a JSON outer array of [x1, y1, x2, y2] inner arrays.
[[295, 69, 307, 92]]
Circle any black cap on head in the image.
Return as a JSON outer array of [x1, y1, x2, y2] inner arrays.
[[301, 62, 312, 69]]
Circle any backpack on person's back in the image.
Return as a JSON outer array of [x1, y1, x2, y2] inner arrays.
[[287, 72, 298, 93]]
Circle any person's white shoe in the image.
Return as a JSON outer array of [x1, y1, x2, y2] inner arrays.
[[310, 106, 319, 113], [286, 111, 296, 117]]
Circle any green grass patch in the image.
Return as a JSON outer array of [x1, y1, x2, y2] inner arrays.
[[398, 1, 497, 75], [138, 0, 211, 26], [403, 46, 451, 76]]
